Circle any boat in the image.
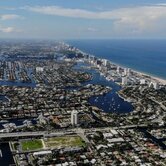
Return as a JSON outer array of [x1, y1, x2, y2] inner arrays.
[[94, 98, 98, 102], [0, 150, 2, 158], [0, 120, 9, 123]]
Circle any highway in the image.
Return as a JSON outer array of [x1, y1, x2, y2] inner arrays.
[[0, 131, 45, 138], [0, 124, 148, 139], [0, 130, 77, 139]]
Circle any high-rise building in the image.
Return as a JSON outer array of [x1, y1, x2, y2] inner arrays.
[[117, 66, 120, 74], [124, 68, 127, 75], [102, 59, 107, 66], [71, 110, 78, 126], [149, 82, 159, 90], [140, 79, 146, 85], [127, 68, 131, 76], [122, 77, 128, 85], [153, 82, 159, 90], [124, 68, 131, 76], [89, 55, 95, 63]]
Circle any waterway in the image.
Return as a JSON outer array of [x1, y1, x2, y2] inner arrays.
[[74, 62, 133, 113], [0, 81, 35, 87], [0, 61, 133, 165], [0, 95, 9, 102], [0, 143, 15, 166], [0, 118, 37, 129], [139, 128, 166, 150]]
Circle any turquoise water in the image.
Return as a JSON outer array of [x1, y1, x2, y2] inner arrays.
[[68, 39, 166, 79]]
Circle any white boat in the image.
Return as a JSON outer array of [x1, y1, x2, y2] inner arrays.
[[0, 150, 2, 158], [0, 120, 8, 123], [94, 98, 98, 102]]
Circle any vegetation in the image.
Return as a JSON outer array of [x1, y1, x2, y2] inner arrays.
[[44, 136, 86, 148], [21, 139, 43, 151]]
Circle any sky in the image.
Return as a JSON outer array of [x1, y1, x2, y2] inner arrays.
[[0, 0, 166, 39]]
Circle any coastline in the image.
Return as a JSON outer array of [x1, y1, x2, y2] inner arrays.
[[68, 42, 166, 85], [133, 70, 166, 85], [87, 54, 166, 85], [95, 58, 166, 85]]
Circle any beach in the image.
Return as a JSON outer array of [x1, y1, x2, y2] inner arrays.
[[69, 39, 166, 82], [133, 70, 166, 85]]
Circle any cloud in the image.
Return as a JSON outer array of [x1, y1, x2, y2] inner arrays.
[[156, 3, 166, 6], [25, 5, 166, 33], [24, 6, 98, 19], [0, 26, 14, 33], [0, 25, 22, 33], [25, 5, 166, 20], [0, 14, 23, 20], [0, 14, 23, 34], [0, 7, 17, 10]]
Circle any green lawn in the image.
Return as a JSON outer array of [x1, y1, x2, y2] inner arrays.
[[21, 139, 43, 151], [44, 136, 86, 148]]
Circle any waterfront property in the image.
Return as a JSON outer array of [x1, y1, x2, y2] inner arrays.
[[0, 41, 165, 166]]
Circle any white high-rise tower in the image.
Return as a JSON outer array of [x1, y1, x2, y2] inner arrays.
[[71, 110, 78, 126], [122, 77, 128, 85]]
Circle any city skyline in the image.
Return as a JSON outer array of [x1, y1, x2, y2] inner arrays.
[[1, 0, 166, 39]]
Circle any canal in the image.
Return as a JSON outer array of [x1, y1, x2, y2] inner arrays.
[[0, 143, 15, 166], [0, 61, 133, 166], [74, 62, 133, 113]]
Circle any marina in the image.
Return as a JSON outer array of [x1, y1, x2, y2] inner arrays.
[[75, 62, 133, 113]]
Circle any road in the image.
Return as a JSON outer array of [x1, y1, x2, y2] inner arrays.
[[0, 124, 148, 139]]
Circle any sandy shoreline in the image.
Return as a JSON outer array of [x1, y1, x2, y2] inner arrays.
[[135, 70, 166, 85], [109, 61, 166, 85], [78, 48, 166, 85]]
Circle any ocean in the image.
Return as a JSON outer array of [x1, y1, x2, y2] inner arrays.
[[68, 39, 166, 80]]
